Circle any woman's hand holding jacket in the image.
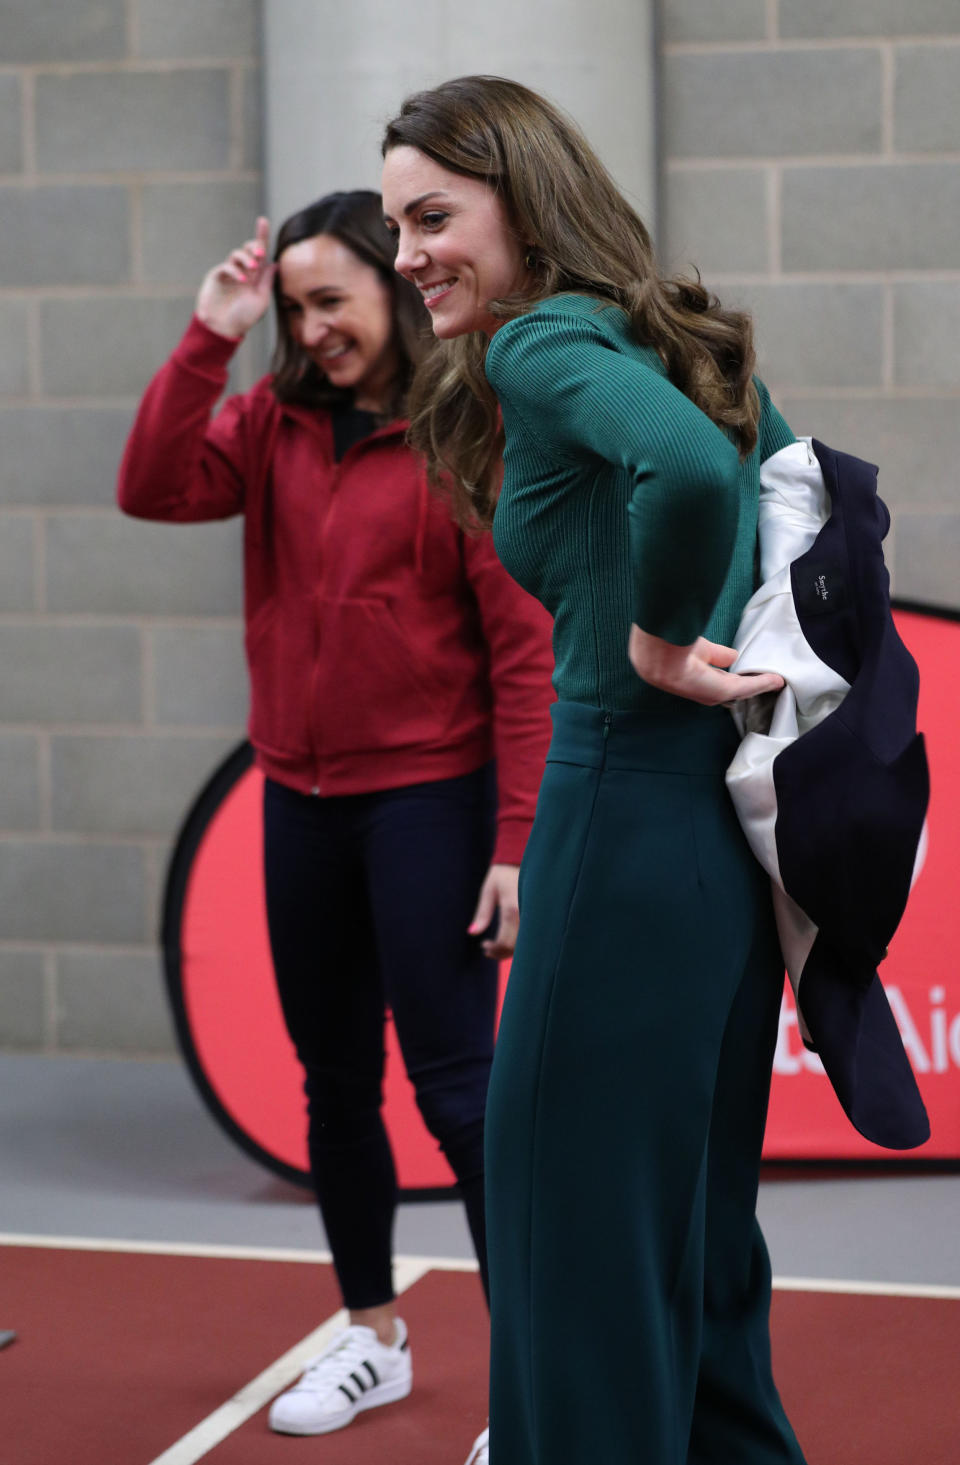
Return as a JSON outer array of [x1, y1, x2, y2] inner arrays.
[[628, 625, 784, 707]]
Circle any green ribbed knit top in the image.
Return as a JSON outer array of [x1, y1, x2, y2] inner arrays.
[[485, 294, 795, 711]]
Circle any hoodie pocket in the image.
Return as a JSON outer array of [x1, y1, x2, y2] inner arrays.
[[246, 598, 316, 759], [311, 597, 449, 757]]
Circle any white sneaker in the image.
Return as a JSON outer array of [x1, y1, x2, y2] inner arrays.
[[268, 1319, 412, 1435], [464, 1425, 489, 1464]]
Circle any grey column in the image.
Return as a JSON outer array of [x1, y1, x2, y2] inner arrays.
[[263, 0, 657, 236]]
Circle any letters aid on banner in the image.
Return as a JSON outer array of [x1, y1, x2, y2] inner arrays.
[[775, 986, 960, 1079]]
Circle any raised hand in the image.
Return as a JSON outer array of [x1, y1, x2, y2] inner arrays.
[[195, 216, 276, 340]]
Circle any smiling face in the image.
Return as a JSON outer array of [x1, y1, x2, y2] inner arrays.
[[381, 146, 529, 339], [277, 234, 398, 410]]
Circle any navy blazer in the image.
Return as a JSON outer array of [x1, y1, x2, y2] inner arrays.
[[729, 439, 930, 1150]]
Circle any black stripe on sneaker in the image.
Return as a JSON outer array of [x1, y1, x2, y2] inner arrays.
[[338, 1383, 356, 1404], [400, 1337, 409, 1351], [363, 1361, 379, 1387], [350, 1371, 367, 1393]]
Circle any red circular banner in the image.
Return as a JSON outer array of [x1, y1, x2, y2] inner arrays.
[[162, 606, 960, 1186]]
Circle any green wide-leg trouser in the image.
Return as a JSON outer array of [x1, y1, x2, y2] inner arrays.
[[485, 702, 807, 1465]]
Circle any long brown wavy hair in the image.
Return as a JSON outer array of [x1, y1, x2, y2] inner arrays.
[[382, 76, 760, 528], [270, 190, 430, 420]]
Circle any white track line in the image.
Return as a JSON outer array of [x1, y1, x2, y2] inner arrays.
[[0, 1233, 479, 1270], [145, 1306, 350, 1465], [0, 1233, 337, 1264], [3, 1232, 957, 1297], [145, 1256, 432, 1465], [772, 1274, 960, 1301]]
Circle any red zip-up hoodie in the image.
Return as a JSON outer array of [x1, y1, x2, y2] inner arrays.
[[117, 316, 555, 865]]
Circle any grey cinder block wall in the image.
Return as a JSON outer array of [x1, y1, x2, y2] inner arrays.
[[661, 0, 960, 608], [1, 1, 958, 1055], [0, 0, 262, 1053]]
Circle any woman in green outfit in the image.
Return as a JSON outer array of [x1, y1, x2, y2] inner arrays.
[[382, 76, 807, 1465]]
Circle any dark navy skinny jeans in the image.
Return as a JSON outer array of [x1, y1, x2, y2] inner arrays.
[[263, 765, 498, 1309]]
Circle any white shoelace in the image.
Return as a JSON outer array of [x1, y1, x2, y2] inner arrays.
[[292, 1330, 383, 1393]]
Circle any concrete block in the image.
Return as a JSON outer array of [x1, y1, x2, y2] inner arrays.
[[0, 514, 35, 611], [782, 165, 960, 272], [35, 71, 231, 174], [142, 844, 166, 947], [151, 624, 248, 728], [0, 842, 146, 942], [56, 949, 177, 1054], [664, 49, 883, 158], [780, 0, 960, 39], [0, 625, 141, 724], [136, 0, 259, 58], [777, 396, 960, 516], [662, 0, 767, 43], [141, 181, 263, 286], [728, 283, 884, 389], [892, 514, 960, 610], [0, 407, 136, 507], [895, 46, 960, 153], [0, 0, 126, 62], [0, 74, 23, 174], [0, 733, 42, 830], [0, 300, 30, 396], [243, 66, 263, 172], [663, 168, 769, 275], [51, 733, 236, 836], [39, 296, 196, 398], [0, 950, 46, 1047], [894, 283, 960, 388], [56, 949, 178, 1054], [0, 185, 130, 287], [46, 514, 243, 616]]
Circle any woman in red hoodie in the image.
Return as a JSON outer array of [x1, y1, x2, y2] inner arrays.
[[117, 192, 553, 1458]]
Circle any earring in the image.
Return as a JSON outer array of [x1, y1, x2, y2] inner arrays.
[[524, 250, 537, 270]]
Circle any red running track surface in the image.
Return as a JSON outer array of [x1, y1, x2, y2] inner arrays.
[[1, 1244, 956, 1464]]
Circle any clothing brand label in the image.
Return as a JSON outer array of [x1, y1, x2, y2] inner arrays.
[[794, 560, 845, 618]]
